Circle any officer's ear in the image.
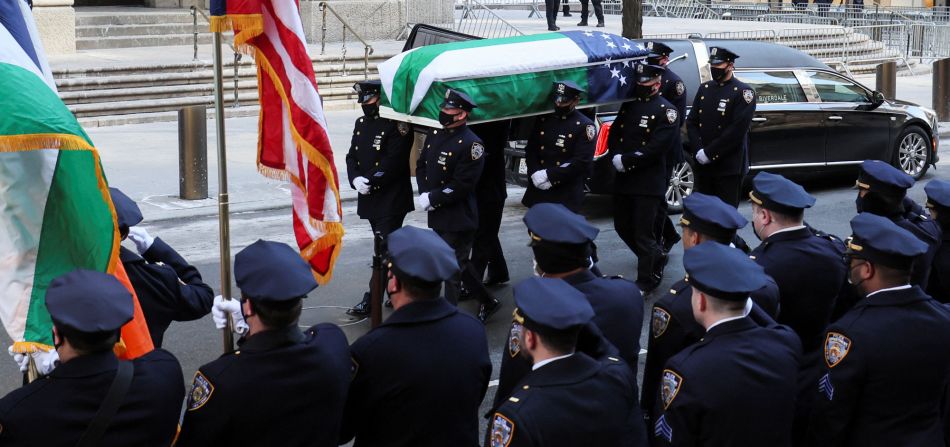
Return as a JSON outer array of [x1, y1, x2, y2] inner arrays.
[[387, 271, 401, 294], [523, 328, 539, 351]]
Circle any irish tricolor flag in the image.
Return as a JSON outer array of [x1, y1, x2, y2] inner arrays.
[[0, 0, 152, 358], [378, 31, 650, 127]]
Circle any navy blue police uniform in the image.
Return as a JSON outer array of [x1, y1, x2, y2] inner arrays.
[[110, 187, 214, 348], [345, 80, 414, 315], [341, 226, 492, 447], [470, 120, 512, 286], [653, 242, 801, 446], [522, 81, 596, 213], [416, 89, 499, 320], [493, 203, 644, 410], [685, 47, 756, 207], [855, 160, 941, 287], [608, 63, 678, 292], [0, 270, 185, 447], [642, 192, 781, 424], [807, 213, 950, 447], [488, 278, 647, 447], [177, 240, 351, 447], [747, 172, 848, 444], [646, 42, 687, 252], [925, 179, 950, 301]]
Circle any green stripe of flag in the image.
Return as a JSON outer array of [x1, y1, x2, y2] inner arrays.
[[0, 63, 92, 144]]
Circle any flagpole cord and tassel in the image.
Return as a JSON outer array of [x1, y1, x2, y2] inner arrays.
[[212, 30, 236, 353]]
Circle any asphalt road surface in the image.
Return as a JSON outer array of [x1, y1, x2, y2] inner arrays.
[[1, 138, 948, 439]]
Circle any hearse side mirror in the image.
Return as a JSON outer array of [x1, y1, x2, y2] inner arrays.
[[870, 91, 886, 106]]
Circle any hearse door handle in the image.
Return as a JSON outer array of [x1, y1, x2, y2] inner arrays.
[[752, 117, 767, 122], [828, 115, 844, 121]]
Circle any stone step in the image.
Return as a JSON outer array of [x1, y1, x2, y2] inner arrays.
[[77, 33, 216, 50], [76, 22, 205, 38], [75, 10, 198, 26]]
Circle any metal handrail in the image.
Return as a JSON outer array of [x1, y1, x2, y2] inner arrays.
[[319, 1, 374, 80], [191, 5, 242, 108]]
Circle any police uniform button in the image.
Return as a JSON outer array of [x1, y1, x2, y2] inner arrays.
[[356, 131, 360, 135], [443, 167, 447, 171], [619, 138, 623, 142], [458, 140, 462, 144], [541, 146, 545, 150], [381, 131, 385, 135], [734, 87, 738, 91], [699, 123, 703, 127], [433, 130, 438, 134], [377, 147, 381, 151], [576, 121, 580, 125], [541, 161, 545, 165], [568, 134, 573, 138], [375, 162, 379, 166], [359, 118, 363, 123], [701, 96, 705, 99], [449, 152, 453, 156], [620, 124, 624, 128], [523, 385, 530, 390], [541, 131, 544, 135], [562, 149, 566, 153]]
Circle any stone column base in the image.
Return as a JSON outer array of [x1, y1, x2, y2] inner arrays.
[[32, 4, 76, 54]]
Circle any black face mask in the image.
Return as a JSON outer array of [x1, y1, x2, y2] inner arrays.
[[554, 104, 574, 117], [711, 66, 728, 83], [634, 83, 655, 99], [361, 103, 378, 117], [856, 192, 898, 216], [438, 111, 457, 127]]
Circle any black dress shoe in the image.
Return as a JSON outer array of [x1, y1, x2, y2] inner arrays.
[[635, 278, 661, 295], [548, 26, 560, 31], [595, 22, 605, 27], [577, 20, 588, 26], [477, 299, 502, 324], [483, 275, 510, 287], [346, 297, 370, 317], [663, 235, 681, 253]]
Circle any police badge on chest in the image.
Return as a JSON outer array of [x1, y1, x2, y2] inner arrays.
[[639, 116, 649, 128], [372, 135, 383, 151], [556, 135, 566, 148], [717, 99, 729, 112]]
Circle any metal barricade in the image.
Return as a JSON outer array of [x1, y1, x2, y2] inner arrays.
[[319, 2, 375, 80], [455, 0, 525, 38]]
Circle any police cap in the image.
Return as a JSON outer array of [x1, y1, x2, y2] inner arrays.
[[552, 80, 584, 103], [440, 88, 478, 112], [387, 226, 459, 283], [353, 80, 382, 103], [680, 192, 748, 240], [845, 212, 927, 270], [925, 179, 950, 210], [684, 242, 767, 301], [513, 277, 594, 333], [235, 240, 318, 302], [645, 41, 674, 57], [524, 203, 599, 245], [635, 63, 665, 83], [46, 269, 134, 333], [856, 160, 914, 197], [109, 187, 143, 235], [749, 172, 816, 215], [708, 46, 739, 64]]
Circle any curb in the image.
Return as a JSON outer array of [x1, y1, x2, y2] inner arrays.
[[143, 190, 360, 225]]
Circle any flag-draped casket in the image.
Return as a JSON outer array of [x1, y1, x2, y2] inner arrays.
[[378, 31, 652, 127]]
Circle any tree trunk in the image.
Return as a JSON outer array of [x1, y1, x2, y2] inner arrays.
[[621, 0, 642, 38]]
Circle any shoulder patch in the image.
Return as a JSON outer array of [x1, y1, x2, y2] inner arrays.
[[586, 124, 596, 142], [652, 307, 672, 338], [508, 323, 524, 358], [397, 122, 410, 136], [666, 108, 678, 124], [661, 369, 683, 409], [743, 89, 754, 104], [824, 332, 852, 368], [490, 413, 515, 447], [187, 371, 214, 411], [471, 142, 484, 160], [675, 80, 685, 97]]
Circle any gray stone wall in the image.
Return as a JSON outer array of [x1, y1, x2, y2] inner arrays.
[[300, 0, 454, 44], [33, 0, 76, 54]]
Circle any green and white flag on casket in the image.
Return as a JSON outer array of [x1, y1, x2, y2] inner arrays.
[[378, 31, 651, 126]]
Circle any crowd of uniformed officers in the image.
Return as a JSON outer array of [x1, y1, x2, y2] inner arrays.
[[3, 43, 950, 447]]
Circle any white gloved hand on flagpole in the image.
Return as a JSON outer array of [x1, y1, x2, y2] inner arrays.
[[8, 345, 59, 375], [127, 226, 155, 255], [212, 295, 249, 335]]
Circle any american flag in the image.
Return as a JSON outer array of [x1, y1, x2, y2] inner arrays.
[[211, 0, 343, 284]]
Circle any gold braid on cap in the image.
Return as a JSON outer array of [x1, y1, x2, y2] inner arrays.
[[748, 190, 763, 206], [512, 308, 525, 325]]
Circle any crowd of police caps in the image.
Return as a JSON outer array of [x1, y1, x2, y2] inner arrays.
[[2, 42, 950, 447]]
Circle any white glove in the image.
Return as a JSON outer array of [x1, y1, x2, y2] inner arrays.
[[612, 154, 625, 172], [353, 176, 371, 195], [212, 295, 249, 335], [531, 170, 553, 190], [127, 226, 155, 255], [8, 346, 59, 375], [417, 192, 433, 211], [696, 149, 711, 165]]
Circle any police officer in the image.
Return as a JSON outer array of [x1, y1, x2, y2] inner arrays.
[[493, 203, 644, 410], [807, 213, 950, 446], [341, 226, 491, 447], [646, 42, 688, 253], [523, 80, 596, 213], [686, 46, 756, 207], [109, 187, 214, 348], [608, 63, 678, 293], [416, 88, 501, 322], [0, 270, 184, 446], [576, 0, 604, 27], [653, 242, 800, 446], [853, 160, 941, 288], [924, 179, 950, 301], [345, 80, 414, 317], [471, 120, 511, 287], [642, 192, 781, 425], [177, 240, 351, 446], [488, 277, 647, 447], [545, 0, 561, 30]]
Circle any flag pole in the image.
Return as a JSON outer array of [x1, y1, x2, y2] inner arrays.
[[212, 30, 236, 353]]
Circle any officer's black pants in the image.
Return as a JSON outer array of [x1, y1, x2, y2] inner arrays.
[[613, 194, 663, 282], [471, 198, 509, 284], [435, 229, 494, 306], [693, 173, 742, 208], [358, 214, 407, 304], [544, 0, 561, 29], [578, 0, 604, 23], [653, 199, 680, 250]]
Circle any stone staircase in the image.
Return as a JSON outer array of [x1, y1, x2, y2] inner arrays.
[[76, 7, 213, 50], [57, 53, 394, 127]]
